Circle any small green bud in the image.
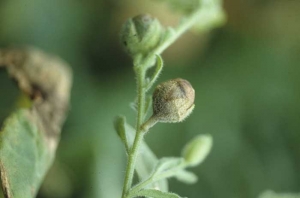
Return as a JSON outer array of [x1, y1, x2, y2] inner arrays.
[[182, 135, 212, 167], [152, 78, 195, 123], [120, 14, 163, 56]]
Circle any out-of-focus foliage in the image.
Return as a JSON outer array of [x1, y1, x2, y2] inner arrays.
[[0, 0, 300, 198], [259, 191, 300, 198], [0, 47, 72, 198], [0, 110, 53, 198]]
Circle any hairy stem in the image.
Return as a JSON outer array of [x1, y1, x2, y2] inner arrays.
[[122, 67, 146, 198], [121, 7, 206, 198], [121, 131, 144, 198]]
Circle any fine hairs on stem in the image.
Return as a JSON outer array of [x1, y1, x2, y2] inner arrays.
[[114, 1, 226, 197]]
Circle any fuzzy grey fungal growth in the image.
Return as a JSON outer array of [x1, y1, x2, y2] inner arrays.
[[152, 78, 195, 123]]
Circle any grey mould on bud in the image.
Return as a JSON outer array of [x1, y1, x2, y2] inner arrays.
[[120, 14, 163, 56], [152, 78, 195, 123]]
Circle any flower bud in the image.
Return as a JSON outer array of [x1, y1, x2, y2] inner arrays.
[[152, 78, 195, 123], [120, 14, 163, 56], [182, 135, 212, 167]]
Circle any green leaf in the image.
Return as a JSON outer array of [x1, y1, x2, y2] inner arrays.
[[114, 116, 129, 153], [124, 122, 168, 191], [129, 158, 196, 195], [0, 110, 55, 198], [174, 170, 198, 184], [153, 157, 184, 177], [133, 189, 184, 198], [145, 55, 164, 92]]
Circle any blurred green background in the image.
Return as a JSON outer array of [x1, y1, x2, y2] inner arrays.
[[0, 0, 300, 198]]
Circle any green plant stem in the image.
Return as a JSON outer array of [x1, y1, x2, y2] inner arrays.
[[121, 8, 206, 198], [141, 115, 158, 132], [122, 67, 147, 198], [122, 131, 144, 198], [129, 163, 187, 197]]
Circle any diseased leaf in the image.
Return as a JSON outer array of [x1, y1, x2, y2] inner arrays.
[[0, 47, 72, 198], [133, 189, 184, 198]]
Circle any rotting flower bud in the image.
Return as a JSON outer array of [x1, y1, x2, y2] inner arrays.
[[152, 78, 195, 123], [182, 135, 212, 167], [120, 14, 163, 56]]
